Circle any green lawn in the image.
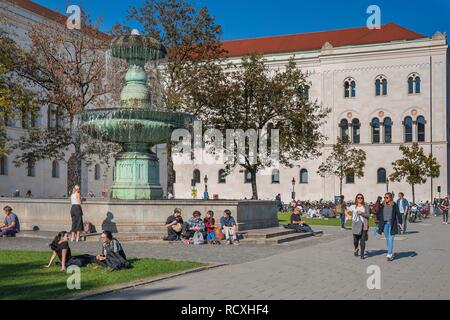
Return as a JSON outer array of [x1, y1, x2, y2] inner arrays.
[[0, 250, 203, 300], [278, 212, 377, 227]]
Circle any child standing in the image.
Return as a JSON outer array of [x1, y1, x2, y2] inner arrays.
[[204, 211, 220, 245]]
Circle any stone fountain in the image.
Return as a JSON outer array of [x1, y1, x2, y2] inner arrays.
[[80, 30, 193, 200]]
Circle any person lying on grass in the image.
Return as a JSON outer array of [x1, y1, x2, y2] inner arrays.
[[46, 231, 94, 271]]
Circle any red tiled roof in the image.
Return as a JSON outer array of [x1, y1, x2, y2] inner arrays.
[[222, 23, 426, 57], [8, 1, 426, 57]]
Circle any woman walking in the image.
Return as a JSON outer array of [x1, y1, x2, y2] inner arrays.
[[377, 193, 403, 261], [347, 194, 370, 259], [441, 197, 449, 224], [70, 185, 84, 242]]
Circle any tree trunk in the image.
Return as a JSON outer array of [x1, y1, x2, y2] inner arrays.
[[166, 143, 175, 196], [412, 184, 416, 204], [339, 177, 343, 197], [250, 168, 258, 200]]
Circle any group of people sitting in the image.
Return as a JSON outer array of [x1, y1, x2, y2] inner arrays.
[[47, 230, 130, 272], [164, 208, 240, 245]]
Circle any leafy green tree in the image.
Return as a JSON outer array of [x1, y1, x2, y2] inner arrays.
[[0, 26, 36, 157], [112, 0, 225, 195], [389, 143, 440, 203], [189, 54, 330, 199], [9, 16, 120, 194], [317, 138, 367, 196]]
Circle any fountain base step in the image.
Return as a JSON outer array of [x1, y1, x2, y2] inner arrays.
[[111, 185, 163, 200]]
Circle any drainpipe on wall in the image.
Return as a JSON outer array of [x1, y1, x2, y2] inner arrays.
[[430, 55, 434, 204]]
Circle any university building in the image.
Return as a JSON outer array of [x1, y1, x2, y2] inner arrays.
[[1, 0, 449, 202]]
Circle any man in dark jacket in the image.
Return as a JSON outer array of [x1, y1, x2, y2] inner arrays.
[[377, 193, 403, 261]]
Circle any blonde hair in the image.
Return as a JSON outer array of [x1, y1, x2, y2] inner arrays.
[[72, 185, 80, 195]]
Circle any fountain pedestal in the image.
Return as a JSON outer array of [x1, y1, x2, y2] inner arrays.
[[111, 145, 163, 200]]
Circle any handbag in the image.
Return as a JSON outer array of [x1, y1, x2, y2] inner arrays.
[[172, 223, 182, 233], [214, 227, 224, 240]]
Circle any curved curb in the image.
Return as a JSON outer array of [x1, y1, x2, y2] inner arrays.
[[69, 263, 227, 300]]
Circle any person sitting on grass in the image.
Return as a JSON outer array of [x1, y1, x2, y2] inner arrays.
[[204, 210, 220, 245], [0, 206, 20, 238], [46, 231, 94, 271], [285, 207, 315, 235], [164, 208, 184, 241], [220, 209, 240, 245], [181, 211, 205, 245], [95, 231, 130, 270]]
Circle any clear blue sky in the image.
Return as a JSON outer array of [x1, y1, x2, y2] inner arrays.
[[34, 0, 450, 40]]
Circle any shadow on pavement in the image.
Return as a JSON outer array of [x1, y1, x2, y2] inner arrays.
[[367, 249, 387, 257], [394, 251, 418, 260]]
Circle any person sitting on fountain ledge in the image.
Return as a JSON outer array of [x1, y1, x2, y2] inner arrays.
[[0, 206, 20, 238], [164, 208, 184, 241], [220, 210, 240, 245], [181, 211, 205, 245]]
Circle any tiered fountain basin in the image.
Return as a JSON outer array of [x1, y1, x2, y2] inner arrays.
[[80, 108, 192, 147]]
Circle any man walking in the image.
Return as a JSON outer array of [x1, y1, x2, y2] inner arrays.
[[378, 193, 403, 261], [396, 192, 410, 234]]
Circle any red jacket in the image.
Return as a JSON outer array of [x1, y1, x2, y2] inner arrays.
[[204, 218, 215, 233]]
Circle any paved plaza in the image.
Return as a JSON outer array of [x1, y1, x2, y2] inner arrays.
[[1, 217, 449, 300], [89, 216, 449, 300]]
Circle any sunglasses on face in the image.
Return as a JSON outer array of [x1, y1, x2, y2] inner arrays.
[[357, 197, 364, 200]]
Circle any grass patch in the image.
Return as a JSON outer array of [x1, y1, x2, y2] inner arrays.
[[0, 250, 203, 300], [278, 212, 377, 227]]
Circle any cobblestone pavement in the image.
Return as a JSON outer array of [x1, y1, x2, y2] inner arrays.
[[88, 216, 450, 300], [0, 226, 345, 265]]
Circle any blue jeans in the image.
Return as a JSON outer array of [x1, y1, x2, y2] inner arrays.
[[373, 223, 378, 237], [383, 222, 395, 256], [340, 213, 346, 227], [206, 231, 218, 241]]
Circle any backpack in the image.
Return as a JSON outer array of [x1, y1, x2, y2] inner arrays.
[[192, 231, 205, 245]]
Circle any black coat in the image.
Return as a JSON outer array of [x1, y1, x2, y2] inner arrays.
[[377, 203, 403, 235]]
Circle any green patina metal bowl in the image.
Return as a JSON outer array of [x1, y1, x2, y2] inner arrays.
[[80, 108, 193, 145], [110, 34, 167, 61]]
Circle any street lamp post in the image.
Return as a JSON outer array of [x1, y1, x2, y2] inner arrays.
[[204, 175, 209, 200], [291, 177, 296, 201]]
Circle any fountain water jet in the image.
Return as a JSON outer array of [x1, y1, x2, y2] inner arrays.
[[80, 31, 193, 200]]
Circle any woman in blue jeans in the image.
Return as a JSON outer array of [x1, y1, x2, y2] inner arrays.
[[377, 193, 403, 261]]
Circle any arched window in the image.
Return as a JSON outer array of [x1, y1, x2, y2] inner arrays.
[[339, 119, 349, 143], [377, 168, 387, 184], [193, 169, 201, 184], [352, 119, 361, 144], [0, 156, 7, 175], [375, 76, 388, 96], [371, 118, 380, 144], [408, 74, 421, 94], [346, 173, 355, 184], [27, 160, 36, 177], [271, 169, 280, 184], [384, 117, 392, 144], [344, 78, 356, 98], [244, 169, 252, 184], [417, 116, 426, 142], [218, 169, 226, 184], [52, 160, 59, 178], [300, 169, 309, 184], [94, 164, 101, 180], [404, 116, 413, 143]]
